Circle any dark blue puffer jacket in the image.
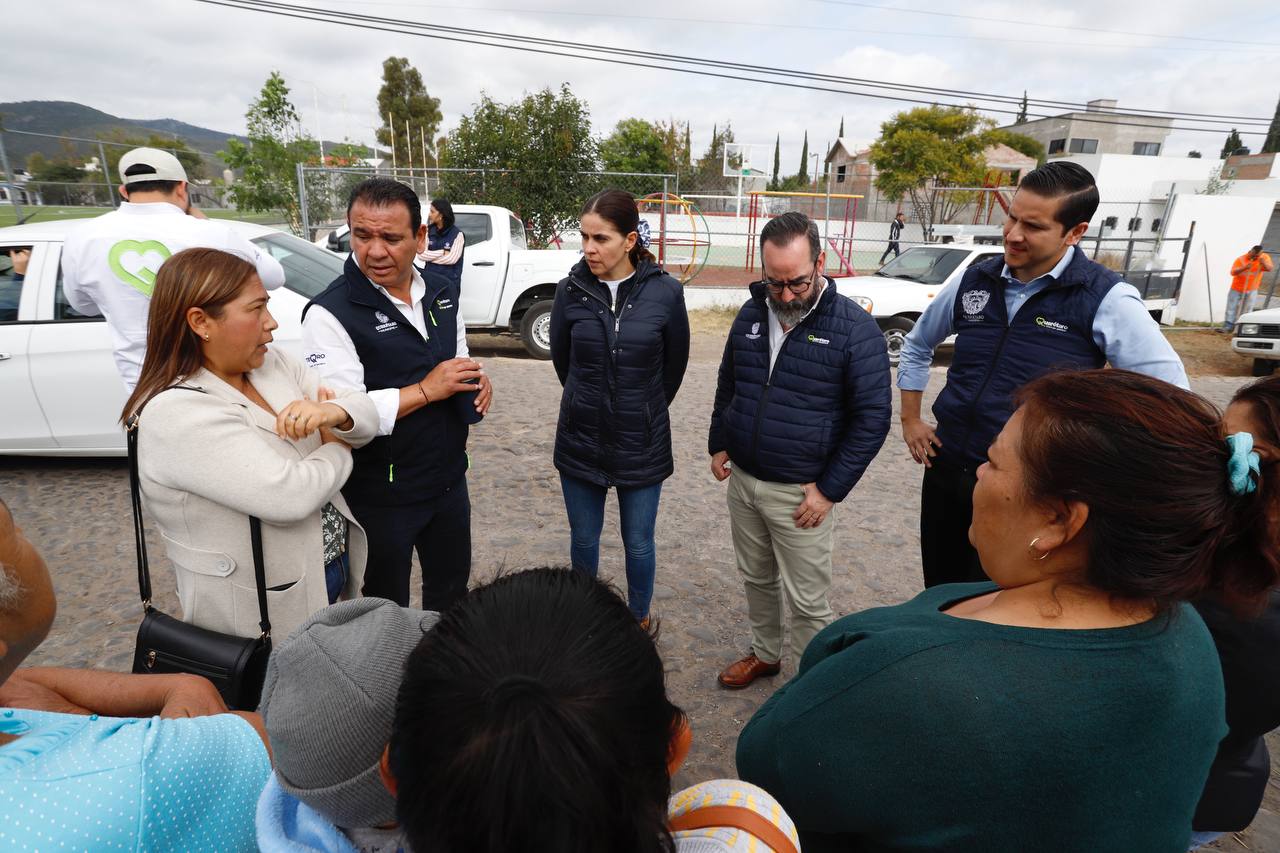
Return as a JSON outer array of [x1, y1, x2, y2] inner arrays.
[[550, 258, 691, 488], [708, 280, 891, 502]]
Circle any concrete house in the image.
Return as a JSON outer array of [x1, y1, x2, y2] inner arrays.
[[998, 98, 1173, 159]]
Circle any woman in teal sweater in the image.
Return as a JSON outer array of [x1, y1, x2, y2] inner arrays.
[[737, 369, 1279, 853]]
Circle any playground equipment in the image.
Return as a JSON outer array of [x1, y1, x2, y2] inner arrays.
[[744, 190, 864, 276], [638, 192, 712, 284], [971, 169, 1014, 224]]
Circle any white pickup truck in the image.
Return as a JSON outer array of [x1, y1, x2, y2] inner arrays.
[[318, 203, 580, 358]]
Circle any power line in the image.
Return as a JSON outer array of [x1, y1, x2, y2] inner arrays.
[[305, 0, 1275, 123], [311, 0, 1280, 56], [193, 0, 1271, 135], [813, 0, 1276, 48]]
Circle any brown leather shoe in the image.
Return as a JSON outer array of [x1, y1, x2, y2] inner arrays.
[[718, 654, 781, 689]]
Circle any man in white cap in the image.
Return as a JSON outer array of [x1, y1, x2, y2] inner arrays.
[[61, 146, 286, 390]]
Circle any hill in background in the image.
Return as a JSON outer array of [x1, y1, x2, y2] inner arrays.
[[0, 100, 366, 175]]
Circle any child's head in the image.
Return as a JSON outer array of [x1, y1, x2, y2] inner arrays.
[[387, 567, 685, 853], [259, 598, 438, 829]]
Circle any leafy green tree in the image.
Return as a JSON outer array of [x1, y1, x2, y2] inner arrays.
[[440, 84, 598, 247], [221, 71, 319, 235], [1220, 129, 1247, 158], [600, 118, 676, 174], [869, 105, 993, 238], [25, 153, 88, 204], [769, 134, 780, 190], [1015, 91, 1028, 124], [651, 119, 688, 174], [376, 57, 443, 169], [987, 129, 1046, 164], [1263, 96, 1280, 155], [797, 131, 809, 183], [691, 123, 735, 192]]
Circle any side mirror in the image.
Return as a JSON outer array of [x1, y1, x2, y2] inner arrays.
[[327, 231, 340, 250]]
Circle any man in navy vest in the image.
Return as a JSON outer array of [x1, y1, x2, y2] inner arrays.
[[301, 179, 492, 609], [898, 161, 1188, 588]]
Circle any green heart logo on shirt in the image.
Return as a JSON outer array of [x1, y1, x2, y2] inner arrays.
[[108, 239, 172, 296]]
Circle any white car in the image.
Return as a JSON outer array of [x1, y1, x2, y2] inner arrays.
[[833, 245, 1005, 364], [1230, 305, 1280, 376], [0, 219, 345, 456]]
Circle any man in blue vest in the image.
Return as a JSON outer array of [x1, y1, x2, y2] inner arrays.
[[897, 161, 1188, 588], [302, 179, 492, 609]]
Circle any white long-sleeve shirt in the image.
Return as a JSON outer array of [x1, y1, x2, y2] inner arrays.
[[301, 265, 468, 436], [61, 202, 286, 390]]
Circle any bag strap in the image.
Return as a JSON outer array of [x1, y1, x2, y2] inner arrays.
[[668, 805, 798, 853], [126, 386, 271, 639], [125, 413, 152, 607], [249, 517, 271, 639]]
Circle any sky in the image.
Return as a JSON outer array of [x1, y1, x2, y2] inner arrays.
[[5, 0, 1278, 175]]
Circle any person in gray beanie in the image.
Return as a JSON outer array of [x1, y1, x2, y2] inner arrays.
[[255, 597, 439, 853]]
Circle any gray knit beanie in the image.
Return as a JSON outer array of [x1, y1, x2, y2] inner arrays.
[[258, 598, 439, 828]]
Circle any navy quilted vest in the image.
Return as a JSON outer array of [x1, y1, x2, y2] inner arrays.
[[932, 250, 1120, 469], [304, 256, 468, 504]]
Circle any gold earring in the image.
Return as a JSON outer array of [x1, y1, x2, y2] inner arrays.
[[203, 334, 210, 341], [1028, 537, 1051, 562]]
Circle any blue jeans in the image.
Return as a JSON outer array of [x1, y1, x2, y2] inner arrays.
[[1223, 288, 1256, 330], [324, 552, 349, 604], [559, 472, 662, 619]]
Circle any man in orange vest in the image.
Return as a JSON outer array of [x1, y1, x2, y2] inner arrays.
[[1223, 244, 1274, 332]]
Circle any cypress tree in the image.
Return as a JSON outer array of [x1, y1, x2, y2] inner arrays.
[[771, 134, 781, 190], [1263, 96, 1280, 155], [798, 131, 809, 182]]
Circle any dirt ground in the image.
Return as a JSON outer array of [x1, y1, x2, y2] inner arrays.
[[3, 322, 1275, 850]]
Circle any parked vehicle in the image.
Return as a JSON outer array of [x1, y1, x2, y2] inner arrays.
[[1231, 305, 1280, 376], [0, 219, 344, 456], [833, 245, 1005, 364], [317, 203, 580, 359]]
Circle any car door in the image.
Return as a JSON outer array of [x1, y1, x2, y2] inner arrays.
[[455, 212, 504, 326], [25, 243, 128, 451], [0, 242, 56, 451]]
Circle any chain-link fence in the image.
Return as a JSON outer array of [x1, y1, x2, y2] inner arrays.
[[297, 165, 675, 249]]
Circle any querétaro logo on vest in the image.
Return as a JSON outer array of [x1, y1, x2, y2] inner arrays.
[[961, 289, 991, 322], [373, 310, 398, 333], [1035, 315, 1070, 333]]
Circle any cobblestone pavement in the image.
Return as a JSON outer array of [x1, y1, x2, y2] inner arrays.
[[1, 341, 1274, 849]]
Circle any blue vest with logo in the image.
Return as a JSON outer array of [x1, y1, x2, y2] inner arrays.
[[304, 255, 468, 505], [426, 223, 464, 287], [932, 250, 1121, 469]]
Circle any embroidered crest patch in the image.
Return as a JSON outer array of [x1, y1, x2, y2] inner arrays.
[[961, 290, 991, 318]]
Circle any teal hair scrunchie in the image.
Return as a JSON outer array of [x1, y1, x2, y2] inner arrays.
[[1226, 432, 1261, 496]]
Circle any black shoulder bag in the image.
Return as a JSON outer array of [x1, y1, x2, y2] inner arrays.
[[126, 401, 272, 711]]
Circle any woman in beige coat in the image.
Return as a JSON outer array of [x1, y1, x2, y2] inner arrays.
[[122, 247, 379, 640]]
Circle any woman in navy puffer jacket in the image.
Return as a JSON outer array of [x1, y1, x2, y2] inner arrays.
[[550, 189, 690, 624]]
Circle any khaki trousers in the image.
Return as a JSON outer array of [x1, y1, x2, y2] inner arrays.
[[726, 465, 835, 664]]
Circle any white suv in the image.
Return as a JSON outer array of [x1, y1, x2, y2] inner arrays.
[[1230, 305, 1280, 376]]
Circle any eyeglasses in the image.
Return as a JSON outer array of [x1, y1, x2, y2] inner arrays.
[[760, 266, 818, 295]]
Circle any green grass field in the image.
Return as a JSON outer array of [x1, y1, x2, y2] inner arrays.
[[0, 205, 287, 229]]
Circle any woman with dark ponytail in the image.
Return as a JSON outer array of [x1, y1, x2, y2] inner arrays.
[[417, 198, 464, 287], [549, 189, 690, 625], [1189, 374, 1280, 848], [738, 369, 1280, 852]]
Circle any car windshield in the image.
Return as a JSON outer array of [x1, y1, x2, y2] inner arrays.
[[875, 247, 968, 285], [252, 231, 345, 299]]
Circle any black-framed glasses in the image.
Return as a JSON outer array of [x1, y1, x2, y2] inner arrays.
[[760, 265, 819, 295]]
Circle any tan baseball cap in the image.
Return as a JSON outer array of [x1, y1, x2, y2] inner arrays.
[[118, 147, 188, 184]]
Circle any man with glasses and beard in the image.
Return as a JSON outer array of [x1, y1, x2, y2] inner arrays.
[[709, 212, 891, 688]]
